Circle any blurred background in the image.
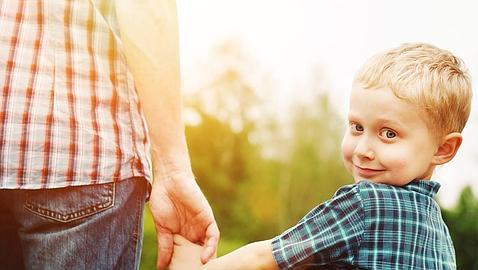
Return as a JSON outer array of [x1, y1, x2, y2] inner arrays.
[[141, 1, 478, 269]]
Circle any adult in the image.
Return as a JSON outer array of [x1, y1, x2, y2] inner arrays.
[[0, 0, 219, 269]]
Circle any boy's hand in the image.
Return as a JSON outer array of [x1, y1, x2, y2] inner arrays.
[[169, 235, 205, 270]]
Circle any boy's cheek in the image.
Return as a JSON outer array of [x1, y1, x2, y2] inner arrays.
[[341, 136, 354, 161], [380, 148, 408, 169]]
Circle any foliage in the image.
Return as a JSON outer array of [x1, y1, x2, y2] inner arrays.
[[186, 111, 277, 239], [442, 186, 478, 270], [278, 95, 351, 228]]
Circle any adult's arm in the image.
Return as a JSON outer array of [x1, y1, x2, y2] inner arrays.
[[115, 1, 219, 269]]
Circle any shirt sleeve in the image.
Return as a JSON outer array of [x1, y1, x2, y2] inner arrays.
[[271, 185, 364, 269]]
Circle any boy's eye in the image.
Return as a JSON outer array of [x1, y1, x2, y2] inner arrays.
[[380, 129, 397, 139], [351, 123, 364, 132]]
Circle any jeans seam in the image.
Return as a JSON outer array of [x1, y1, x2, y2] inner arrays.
[[23, 183, 116, 223], [132, 179, 146, 270]]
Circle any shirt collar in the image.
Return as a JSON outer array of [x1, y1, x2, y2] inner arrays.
[[403, 179, 441, 197]]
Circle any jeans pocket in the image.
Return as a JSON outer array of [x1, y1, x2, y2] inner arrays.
[[24, 182, 115, 223]]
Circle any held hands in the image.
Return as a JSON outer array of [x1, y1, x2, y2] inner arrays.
[[169, 235, 205, 270], [149, 170, 219, 269]]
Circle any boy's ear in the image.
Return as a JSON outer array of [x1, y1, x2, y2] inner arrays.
[[432, 132, 462, 165]]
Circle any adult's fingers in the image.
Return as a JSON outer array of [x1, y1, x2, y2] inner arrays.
[[156, 232, 174, 270], [200, 222, 220, 263]]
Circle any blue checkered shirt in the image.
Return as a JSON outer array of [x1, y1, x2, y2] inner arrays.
[[272, 180, 456, 269]]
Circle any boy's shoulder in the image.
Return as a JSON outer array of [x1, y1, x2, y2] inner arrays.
[[334, 180, 398, 199], [354, 180, 403, 199], [334, 180, 441, 203]]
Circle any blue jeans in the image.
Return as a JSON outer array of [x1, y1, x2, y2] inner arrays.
[[0, 177, 148, 270]]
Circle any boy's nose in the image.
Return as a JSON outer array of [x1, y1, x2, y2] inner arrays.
[[354, 138, 375, 160]]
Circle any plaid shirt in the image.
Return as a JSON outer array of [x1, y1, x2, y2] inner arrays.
[[0, 0, 152, 189], [272, 180, 456, 270]]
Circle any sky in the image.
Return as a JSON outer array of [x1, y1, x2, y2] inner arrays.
[[176, 0, 478, 208]]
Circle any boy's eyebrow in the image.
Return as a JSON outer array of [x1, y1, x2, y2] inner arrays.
[[347, 113, 360, 121], [376, 118, 407, 128], [347, 114, 407, 128]]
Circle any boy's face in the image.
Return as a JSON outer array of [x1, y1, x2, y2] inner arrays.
[[341, 84, 439, 186]]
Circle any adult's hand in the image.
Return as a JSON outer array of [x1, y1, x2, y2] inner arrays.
[[149, 170, 219, 269], [115, 1, 218, 268]]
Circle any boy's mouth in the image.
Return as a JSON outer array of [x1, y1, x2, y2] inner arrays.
[[354, 164, 385, 177]]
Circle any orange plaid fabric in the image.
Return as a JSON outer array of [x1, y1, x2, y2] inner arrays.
[[0, 0, 152, 188]]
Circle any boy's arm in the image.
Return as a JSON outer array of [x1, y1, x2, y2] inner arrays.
[[204, 240, 279, 270], [170, 235, 279, 270]]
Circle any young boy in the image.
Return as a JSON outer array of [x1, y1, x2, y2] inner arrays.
[[169, 43, 472, 270]]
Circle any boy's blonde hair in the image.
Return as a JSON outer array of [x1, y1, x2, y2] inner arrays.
[[354, 42, 472, 137]]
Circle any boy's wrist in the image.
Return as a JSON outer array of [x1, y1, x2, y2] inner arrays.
[[251, 240, 279, 270], [203, 240, 278, 270]]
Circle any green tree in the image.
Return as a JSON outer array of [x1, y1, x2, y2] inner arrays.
[[442, 186, 478, 270], [186, 111, 266, 239], [183, 40, 282, 241], [278, 94, 351, 228]]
